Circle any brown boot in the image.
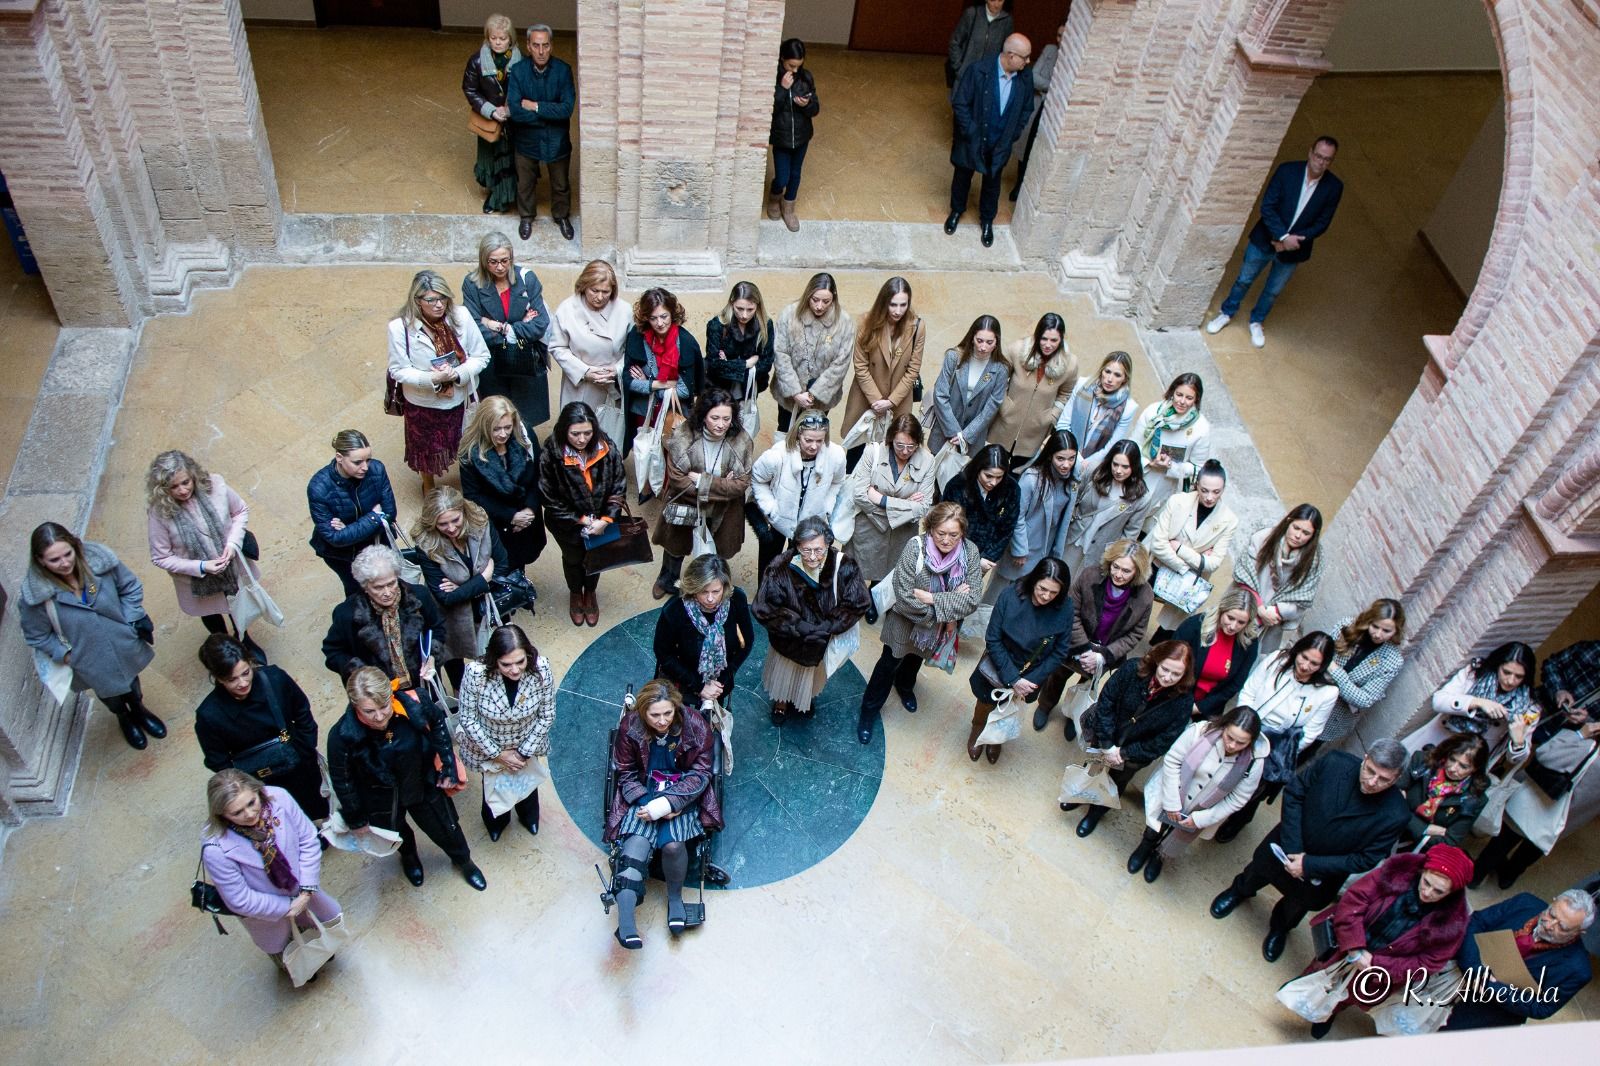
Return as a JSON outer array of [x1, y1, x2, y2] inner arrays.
[[780, 198, 800, 232], [765, 191, 782, 220], [583, 588, 599, 627], [967, 702, 992, 761], [985, 744, 1001, 765], [569, 591, 585, 626]]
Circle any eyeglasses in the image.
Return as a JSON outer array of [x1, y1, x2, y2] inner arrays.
[[797, 415, 829, 430], [417, 295, 446, 305], [797, 546, 829, 558], [487, 256, 512, 266], [1004, 50, 1032, 61], [892, 441, 918, 452]]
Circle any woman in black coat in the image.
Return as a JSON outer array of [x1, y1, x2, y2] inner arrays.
[[704, 281, 776, 398], [326, 666, 484, 890], [320, 544, 447, 688], [1398, 733, 1491, 850], [751, 516, 870, 723], [768, 38, 820, 229], [1064, 639, 1196, 837], [653, 554, 754, 705], [461, 16, 521, 214], [194, 635, 328, 821], [1172, 587, 1261, 720], [538, 401, 628, 627], [460, 235, 552, 429], [967, 556, 1074, 764], [938, 444, 1020, 576], [459, 395, 546, 571]]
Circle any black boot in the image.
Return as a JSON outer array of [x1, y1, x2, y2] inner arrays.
[[240, 631, 269, 666], [1127, 829, 1160, 874], [112, 706, 147, 750], [481, 800, 507, 842], [857, 706, 877, 745], [517, 790, 540, 836], [128, 681, 166, 740]]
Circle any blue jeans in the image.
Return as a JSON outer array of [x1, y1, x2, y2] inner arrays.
[[770, 143, 809, 199], [1220, 240, 1299, 323]]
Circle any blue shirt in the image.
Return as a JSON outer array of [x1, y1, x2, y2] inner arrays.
[[996, 57, 1016, 114]]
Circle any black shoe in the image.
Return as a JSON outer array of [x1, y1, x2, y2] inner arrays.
[[241, 633, 269, 666], [459, 861, 488, 891], [1497, 869, 1521, 891], [483, 201, 496, 214], [1009, 184, 1020, 202], [865, 601, 879, 625], [518, 218, 533, 240], [319, 835, 332, 852], [615, 928, 643, 950], [1062, 717, 1077, 742], [1213, 822, 1243, 845], [400, 852, 425, 887], [1143, 854, 1165, 883], [1210, 888, 1243, 919], [1262, 928, 1288, 962], [1032, 705, 1051, 732], [1309, 1021, 1332, 1040], [1076, 808, 1104, 837], [897, 690, 918, 713], [856, 709, 876, 745], [980, 223, 994, 248], [555, 217, 575, 241], [1059, 802, 1080, 812], [114, 712, 147, 750], [944, 212, 960, 235], [137, 709, 167, 740], [1127, 837, 1158, 874], [486, 824, 504, 843]]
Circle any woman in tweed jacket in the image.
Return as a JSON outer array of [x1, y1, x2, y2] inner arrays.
[[454, 624, 556, 841], [1231, 503, 1324, 655], [1315, 600, 1407, 749]]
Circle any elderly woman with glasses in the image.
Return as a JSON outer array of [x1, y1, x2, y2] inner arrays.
[[460, 233, 551, 430], [321, 545, 447, 689], [752, 515, 871, 723], [386, 270, 492, 492]]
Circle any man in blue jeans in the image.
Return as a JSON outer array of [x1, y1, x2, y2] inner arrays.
[[1206, 136, 1343, 348]]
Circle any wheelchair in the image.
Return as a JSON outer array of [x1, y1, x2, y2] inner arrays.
[[595, 686, 730, 930]]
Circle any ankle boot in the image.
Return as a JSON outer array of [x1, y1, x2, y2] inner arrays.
[[1127, 830, 1160, 874], [113, 708, 148, 750], [129, 683, 167, 739], [780, 198, 800, 232], [966, 721, 985, 761], [765, 191, 781, 220]]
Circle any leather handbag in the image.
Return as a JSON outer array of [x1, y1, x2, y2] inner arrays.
[[191, 848, 234, 935], [230, 675, 303, 780], [584, 504, 653, 575], [468, 110, 502, 143], [1525, 730, 1599, 800]]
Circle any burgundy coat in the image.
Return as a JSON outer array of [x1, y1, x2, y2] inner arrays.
[[1303, 851, 1471, 1008], [603, 706, 724, 843]]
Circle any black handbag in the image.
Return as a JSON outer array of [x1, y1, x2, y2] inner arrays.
[[242, 529, 259, 561], [584, 504, 653, 575], [1524, 735, 1599, 800], [230, 675, 303, 780], [490, 570, 538, 616], [1310, 914, 1337, 960], [191, 850, 233, 935]]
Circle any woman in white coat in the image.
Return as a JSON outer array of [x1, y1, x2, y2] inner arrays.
[[750, 411, 850, 583], [925, 314, 1009, 454], [1130, 706, 1268, 883], [1213, 631, 1340, 843], [1403, 641, 1540, 762], [386, 270, 491, 493], [1146, 459, 1237, 634], [1132, 372, 1212, 530], [1062, 439, 1151, 576], [547, 259, 631, 415]]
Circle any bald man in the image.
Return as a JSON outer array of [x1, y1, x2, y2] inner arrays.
[[946, 32, 1033, 248]]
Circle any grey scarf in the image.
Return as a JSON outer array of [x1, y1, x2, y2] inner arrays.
[[171, 488, 238, 599]]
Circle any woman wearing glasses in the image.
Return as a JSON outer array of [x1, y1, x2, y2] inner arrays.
[[386, 270, 491, 493]]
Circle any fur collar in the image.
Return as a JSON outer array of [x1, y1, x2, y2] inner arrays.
[[350, 586, 430, 678], [20, 541, 121, 607]]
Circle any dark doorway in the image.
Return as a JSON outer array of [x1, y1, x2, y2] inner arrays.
[[313, 0, 440, 30], [849, 1, 1070, 56]]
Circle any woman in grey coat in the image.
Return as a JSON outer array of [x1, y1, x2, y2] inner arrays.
[[926, 314, 1009, 454], [999, 429, 1079, 586], [847, 413, 936, 602], [19, 523, 162, 749], [771, 273, 857, 433], [856, 501, 984, 744], [1062, 439, 1151, 576], [967, 556, 1074, 764]]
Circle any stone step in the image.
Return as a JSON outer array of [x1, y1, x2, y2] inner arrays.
[[755, 219, 1022, 272], [277, 213, 589, 266]]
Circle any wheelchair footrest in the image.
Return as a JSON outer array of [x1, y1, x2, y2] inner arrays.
[[704, 863, 730, 887], [682, 902, 706, 928]]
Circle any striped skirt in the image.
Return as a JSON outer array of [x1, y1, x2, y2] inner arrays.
[[615, 803, 704, 848]]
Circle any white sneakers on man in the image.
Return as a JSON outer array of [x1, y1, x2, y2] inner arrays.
[[1249, 323, 1265, 348], [1205, 313, 1230, 334]]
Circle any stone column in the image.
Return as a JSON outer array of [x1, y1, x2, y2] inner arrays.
[[577, 0, 784, 290]]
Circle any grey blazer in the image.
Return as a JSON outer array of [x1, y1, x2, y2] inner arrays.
[[927, 349, 1009, 454]]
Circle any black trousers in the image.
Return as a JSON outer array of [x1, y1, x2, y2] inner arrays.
[[1227, 829, 1342, 932], [950, 162, 1005, 225], [482, 784, 540, 832], [557, 538, 599, 594], [319, 553, 362, 598], [754, 528, 790, 587], [860, 645, 925, 715], [1474, 825, 1545, 886], [1216, 778, 1286, 838], [376, 794, 472, 865]]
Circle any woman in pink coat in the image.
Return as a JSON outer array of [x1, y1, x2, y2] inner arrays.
[[201, 771, 342, 963], [146, 450, 267, 661]]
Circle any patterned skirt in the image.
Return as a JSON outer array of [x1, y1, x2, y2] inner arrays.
[[762, 649, 828, 711], [615, 803, 704, 848], [474, 134, 517, 213], [403, 403, 465, 476]]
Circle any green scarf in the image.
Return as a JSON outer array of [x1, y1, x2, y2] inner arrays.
[[1141, 401, 1200, 461]]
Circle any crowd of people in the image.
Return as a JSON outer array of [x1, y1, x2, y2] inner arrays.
[[10, 10, 1596, 1033]]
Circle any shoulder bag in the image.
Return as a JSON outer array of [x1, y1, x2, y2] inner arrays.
[[34, 599, 75, 704], [230, 673, 303, 780], [468, 110, 502, 143], [385, 326, 412, 416], [585, 503, 653, 575], [190, 847, 234, 935], [1524, 729, 1600, 800]]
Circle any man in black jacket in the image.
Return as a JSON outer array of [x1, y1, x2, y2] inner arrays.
[[1210, 738, 1410, 962]]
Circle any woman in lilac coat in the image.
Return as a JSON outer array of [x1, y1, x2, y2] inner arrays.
[[201, 771, 342, 961]]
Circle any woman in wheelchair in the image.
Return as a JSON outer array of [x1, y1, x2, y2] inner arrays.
[[603, 678, 724, 948]]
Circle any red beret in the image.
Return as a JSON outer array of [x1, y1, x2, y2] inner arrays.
[[1423, 844, 1474, 890]]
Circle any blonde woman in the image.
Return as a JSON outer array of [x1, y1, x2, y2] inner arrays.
[[462, 14, 522, 213], [459, 395, 546, 572], [145, 450, 265, 659], [386, 270, 491, 492], [842, 276, 924, 466], [1055, 350, 1135, 473], [548, 259, 630, 411], [201, 769, 342, 965], [771, 272, 856, 433], [991, 312, 1076, 467], [460, 233, 551, 429], [703, 280, 774, 401], [411, 486, 508, 671]]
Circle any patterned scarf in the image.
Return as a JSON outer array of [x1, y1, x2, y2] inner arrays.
[[1452, 668, 1535, 734], [492, 48, 511, 86], [1069, 379, 1131, 458], [231, 798, 297, 892], [422, 316, 466, 399], [378, 599, 412, 688], [169, 484, 238, 599], [686, 596, 730, 688], [1415, 764, 1467, 820], [923, 534, 966, 587], [1140, 401, 1200, 461]]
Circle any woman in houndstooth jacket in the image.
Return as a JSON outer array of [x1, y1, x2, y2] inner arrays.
[[453, 623, 556, 841]]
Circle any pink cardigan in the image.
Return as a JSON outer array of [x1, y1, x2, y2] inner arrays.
[[147, 473, 255, 618]]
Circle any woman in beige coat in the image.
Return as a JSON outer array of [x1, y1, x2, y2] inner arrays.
[[847, 414, 936, 614], [990, 312, 1076, 467], [547, 259, 630, 412], [842, 277, 924, 461], [771, 272, 856, 433], [1146, 460, 1238, 634]]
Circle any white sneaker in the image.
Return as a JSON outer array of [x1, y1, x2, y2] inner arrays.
[[1249, 323, 1266, 348], [1205, 313, 1230, 334]]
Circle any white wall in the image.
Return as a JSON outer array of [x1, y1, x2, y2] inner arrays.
[[1326, 0, 1498, 71], [240, 0, 579, 31], [1421, 98, 1505, 294], [782, 0, 854, 45]]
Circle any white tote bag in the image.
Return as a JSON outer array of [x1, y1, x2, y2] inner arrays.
[[1369, 964, 1462, 1036], [632, 392, 672, 497], [931, 439, 968, 492], [871, 576, 897, 618], [739, 366, 762, 440], [35, 599, 75, 704], [1275, 960, 1358, 1023], [975, 689, 1022, 746], [380, 520, 424, 585], [227, 557, 284, 632], [483, 757, 550, 817], [596, 385, 627, 446], [825, 616, 861, 675], [841, 411, 889, 451], [281, 911, 352, 988]]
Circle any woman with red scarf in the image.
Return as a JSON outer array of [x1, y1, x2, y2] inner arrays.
[[1296, 845, 1474, 1039], [623, 287, 702, 458]]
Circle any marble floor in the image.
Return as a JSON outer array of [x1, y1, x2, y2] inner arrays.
[[0, 263, 1595, 1064]]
